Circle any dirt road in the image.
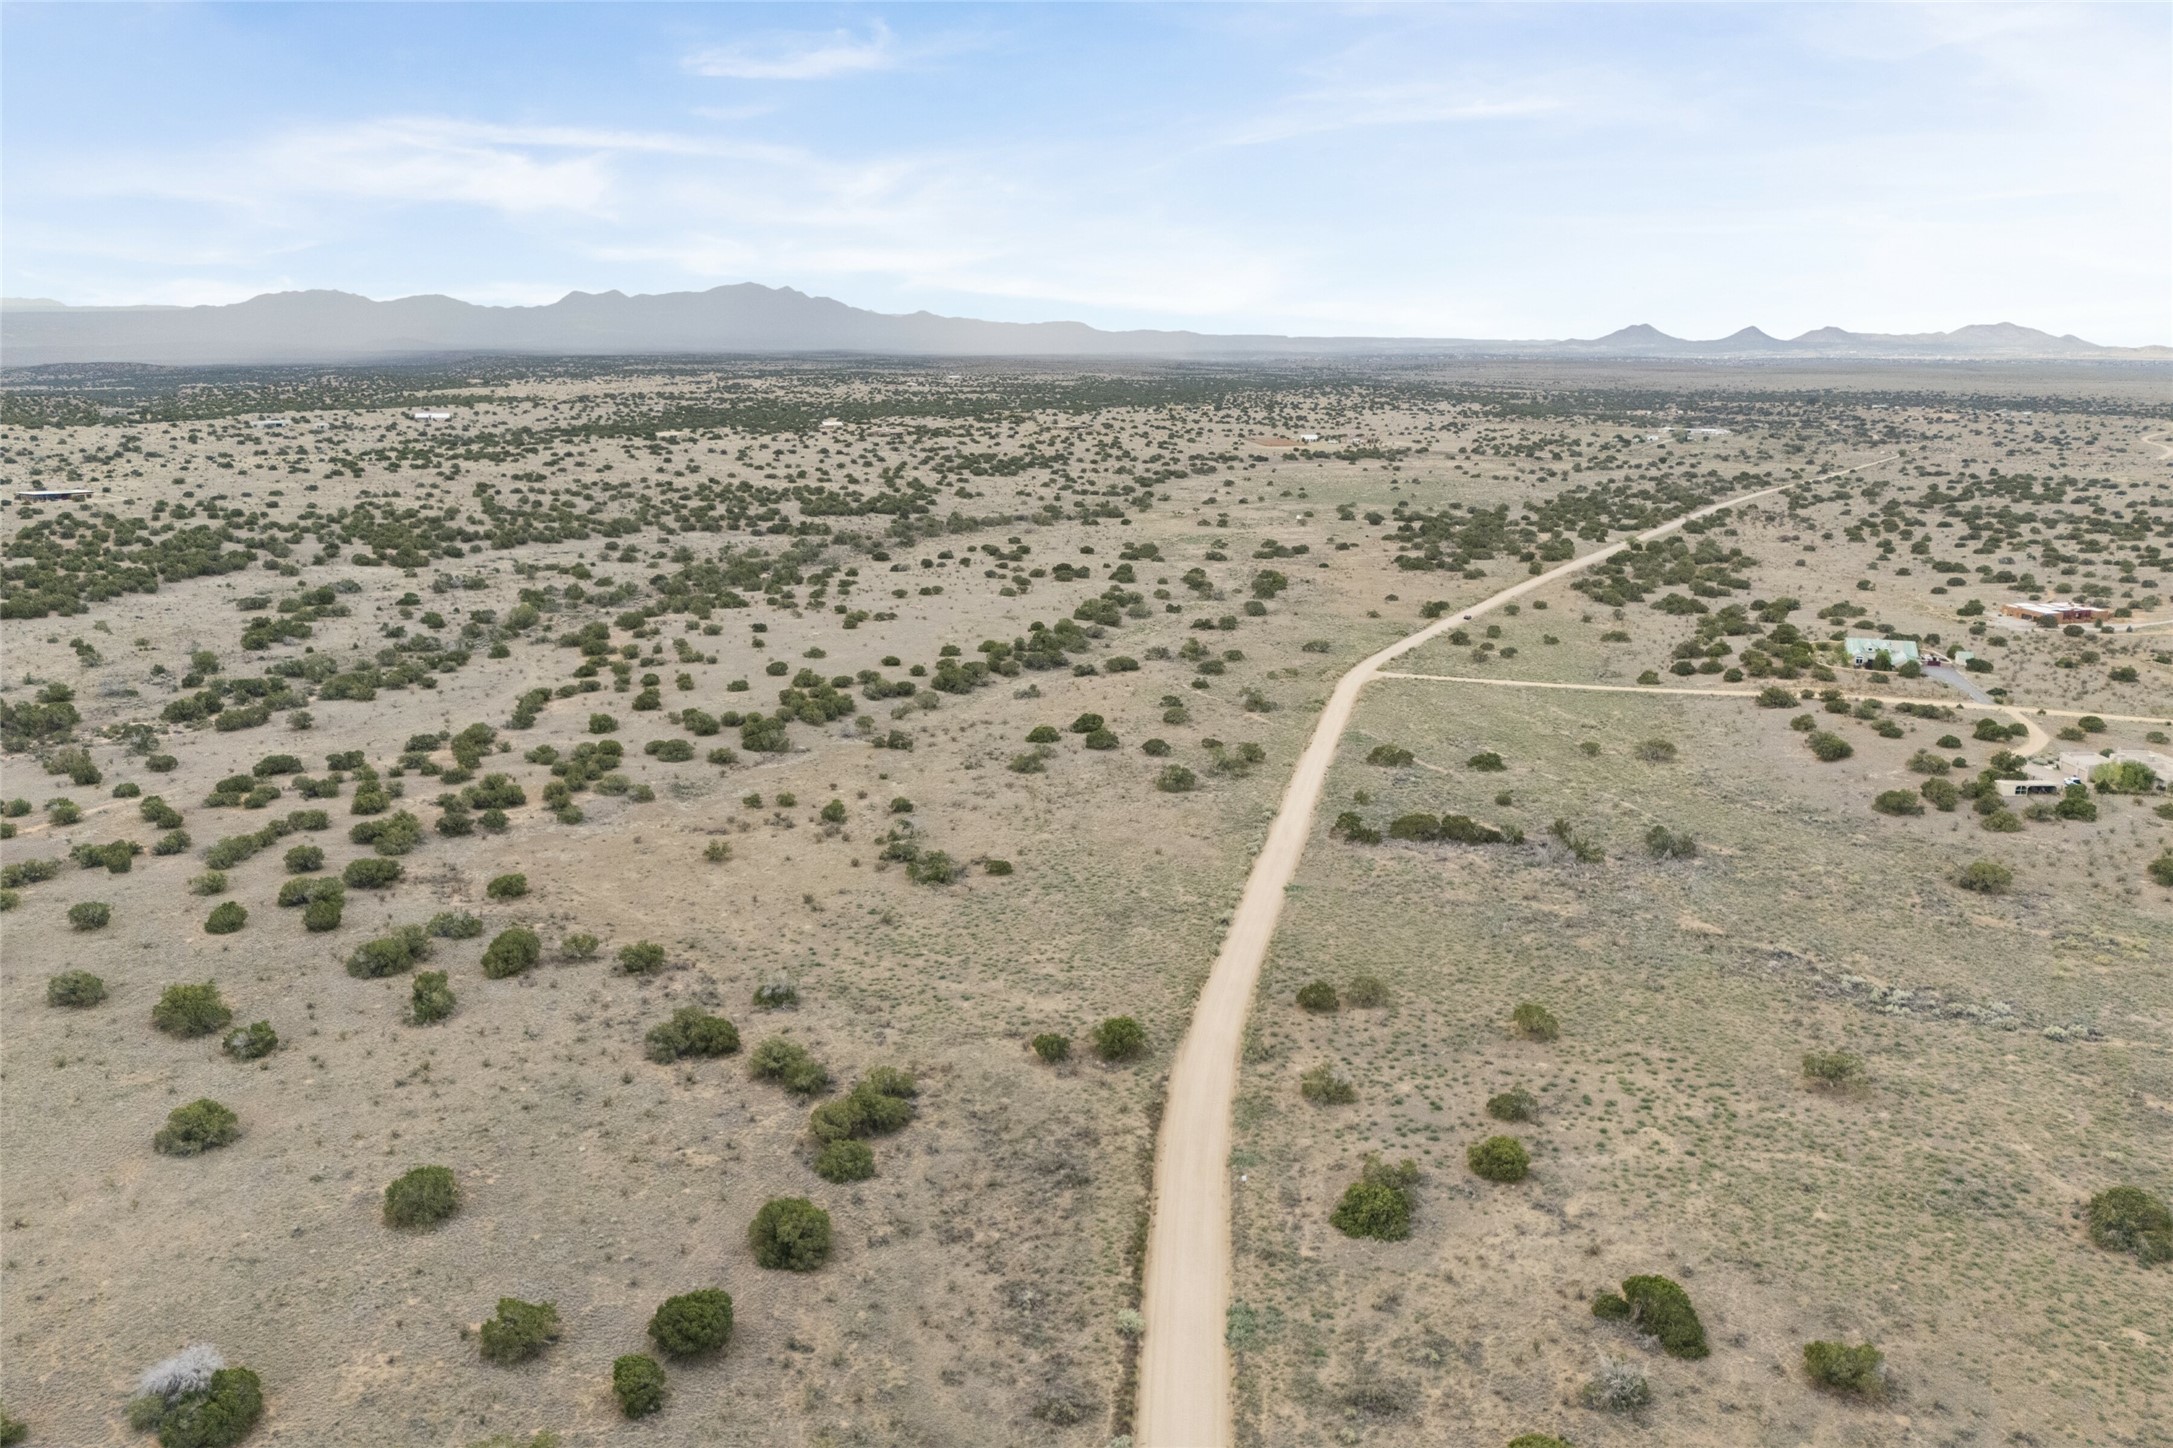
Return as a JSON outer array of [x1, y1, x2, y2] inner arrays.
[[1133, 461, 1888, 1447]]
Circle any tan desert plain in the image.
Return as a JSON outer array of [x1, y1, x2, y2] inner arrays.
[[1, 357, 2170, 1448]]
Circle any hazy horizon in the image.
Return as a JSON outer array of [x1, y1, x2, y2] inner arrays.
[[0, 283, 2145, 353], [3, 2, 2167, 346]]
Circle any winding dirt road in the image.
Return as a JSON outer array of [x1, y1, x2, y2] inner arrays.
[[1134, 459, 1888, 1447]]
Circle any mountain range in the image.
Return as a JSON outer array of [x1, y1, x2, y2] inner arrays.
[[2, 285, 2164, 367]]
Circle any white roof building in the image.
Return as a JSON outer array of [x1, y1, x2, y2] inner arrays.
[[409, 409, 452, 422], [1844, 637, 1919, 665]]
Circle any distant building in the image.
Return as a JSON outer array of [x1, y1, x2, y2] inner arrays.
[[1844, 637, 1920, 667], [2060, 750, 2173, 788], [819, 418, 843, 429], [1688, 427, 1732, 437], [14, 488, 91, 502], [2000, 600, 2109, 624], [1297, 432, 1321, 443], [408, 409, 452, 422], [250, 418, 287, 429]]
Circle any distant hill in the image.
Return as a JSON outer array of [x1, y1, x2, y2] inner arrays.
[[2, 284, 2164, 367]]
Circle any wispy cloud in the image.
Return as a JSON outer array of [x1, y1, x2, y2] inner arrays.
[[1223, 81, 1565, 147], [683, 22, 901, 81]]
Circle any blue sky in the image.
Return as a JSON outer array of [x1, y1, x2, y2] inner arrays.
[[3, 3, 2166, 343]]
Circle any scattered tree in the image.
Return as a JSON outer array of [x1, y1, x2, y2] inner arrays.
[[411, 971, 456, 1025], [814, 1138, 875, 1183], [1803, 1340, 1886, 1397], [478, 1298, 561, 1366], [1511, 1002, 1559, 1041], [747, 1191, 830, 1269], [155, 1099, 240, 1156], [383, 1165, 460, 1229], [612, 1354, 666, 1418], [154, 982, 232, 1038], [1300, 1065, 1357, 1105], [647, 1289, 733, 1358], [481, 927, 542, 979], [1093, 1015, 1147, 1061], [47, 969, 105, 1007], [1486, 1088, 1538, 1122], [2086, 1186, 2171, 1265], [1956, 859, 2014, 895], [1330, 1155, 1420, 1240], [646, 1008, 740, 1063], [1467, 1135, 1530, 1183]]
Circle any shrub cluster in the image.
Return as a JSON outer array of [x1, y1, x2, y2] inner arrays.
[[348, 925, 432, 978], [1644, 825, 1698, 859], [1511, 1002, 1559, 1041], [613, 1354, 667, 1418], [1467, 1135, 1530, 1183], [127, 1354, 262, 1448], [1486, 1088, 1538, 1122], [814, 1138, 876, 1183], [1593, 1275, 1709, 1359], [618, 940, 667, 974], [809, 1069, 917, 1142], [154, 982, 232, 1038], [155, 1099, 241, 1156], [342, 856, 402, 889], [1802, 1050, 1865, 1089], [1093, 1016, 1147, 1061], [1300, 1065, 1357, 1105], [481, 927, 542, 978], [47, 969, 106, 1007], [2086, 1186, 2172, 1265], [411, 971, 456, 1025], [1385, 812, 1510, 845], [478, 1298, 561, 1366], [647, 1288, 732, 1357], [645, 1008, 740, 1063], [1803, 1340, 1885, 1397], [1344, 974, 1389, 1008], [383, 1165, 461, 1229], [1579, 1354, 1652, 1414], [1295, 979, 1338, 1012], [222, 1021, 278, 1061], [1806, 731, 1854, 762], [1330, 1156, 1420, 1241], [748, 1196, 833, 1271], [748, 1036, 828, 1093]]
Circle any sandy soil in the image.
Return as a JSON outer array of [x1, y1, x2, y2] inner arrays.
[[1134, 473, 1896, 1447]]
